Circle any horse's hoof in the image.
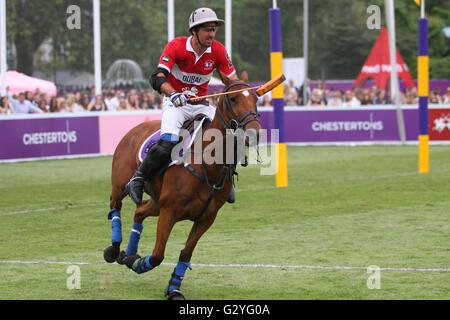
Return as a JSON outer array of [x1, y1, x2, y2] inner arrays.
[[103, 244, 120, 263], [123, 254, 141, 269], [116, 250, 127, 265], [166, 290, 186, 300]]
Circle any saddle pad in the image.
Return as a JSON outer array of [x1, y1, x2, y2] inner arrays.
[[138, 117, 207, 163]]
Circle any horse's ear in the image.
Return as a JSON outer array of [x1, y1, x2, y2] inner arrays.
[[239, 70, 249, 83], [218, 70, 232, 86]]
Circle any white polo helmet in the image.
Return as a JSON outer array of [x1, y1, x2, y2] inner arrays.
[[188, 7, 224, 31]]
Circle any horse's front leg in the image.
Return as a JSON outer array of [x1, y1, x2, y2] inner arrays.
[[123, 207, 175, 274], [165, 211, 218, 300], [118, 199, 160, 263], [103, 187, 125, 263]]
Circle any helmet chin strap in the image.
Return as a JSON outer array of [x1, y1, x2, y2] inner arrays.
[[194, 32, 210, 51]]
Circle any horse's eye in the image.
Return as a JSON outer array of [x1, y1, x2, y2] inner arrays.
[[230, 97, 236, 103]]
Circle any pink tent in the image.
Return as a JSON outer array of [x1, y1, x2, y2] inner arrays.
[[6, 70, 57, 96]]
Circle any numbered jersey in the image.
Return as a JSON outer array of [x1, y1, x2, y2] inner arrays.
[[158, 36, 236, 97]]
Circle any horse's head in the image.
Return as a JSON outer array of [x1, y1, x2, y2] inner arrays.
[[215, 74, 261, 147]]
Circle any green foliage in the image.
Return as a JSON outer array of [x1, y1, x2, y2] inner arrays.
[[5, 0, 449, 81], [394, 0, 450, 79]]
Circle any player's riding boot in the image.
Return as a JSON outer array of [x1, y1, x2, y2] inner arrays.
[[126, 139, 175, 205], [227, 187, 235, 204]]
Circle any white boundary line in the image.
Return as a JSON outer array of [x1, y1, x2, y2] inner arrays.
[[0, 201, 105, 216], [0, 260, 448, 273]]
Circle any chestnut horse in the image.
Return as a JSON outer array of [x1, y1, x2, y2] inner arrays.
[[103, 76, 261, 300]]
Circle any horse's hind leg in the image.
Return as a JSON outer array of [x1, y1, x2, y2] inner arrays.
[[103, 185, 126, 263], [119, 199, 159, 262], [165, 211, 219, 300]]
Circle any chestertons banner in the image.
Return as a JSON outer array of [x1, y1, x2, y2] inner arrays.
[[355, 27, 415, 89]]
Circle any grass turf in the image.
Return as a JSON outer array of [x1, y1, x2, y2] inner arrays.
[[0, 145, 449, 299]]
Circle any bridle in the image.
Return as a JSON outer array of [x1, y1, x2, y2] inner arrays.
[[183, 81, 261, 218], [215, 81, 260, 131]]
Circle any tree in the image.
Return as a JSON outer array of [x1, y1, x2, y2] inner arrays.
[[7, 0, 449, 82], [7, 0, 70, 75]]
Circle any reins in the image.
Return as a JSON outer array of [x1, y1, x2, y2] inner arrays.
[[215, 81, 260, 131], [184, 81, 260, 217]]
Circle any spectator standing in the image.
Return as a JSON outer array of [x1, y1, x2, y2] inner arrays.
[[327, 90, 343, 106], [262, 94, 272, 106], [25, 91, 38, 107], [140, 92, 151, 109], [360, 89, 373, 105], [298, 79, 311, 106], [284, 79, 298, 106], [88, 95, 106, 111], [105, 90, 119, 111], [37, 99, 50, 113], [315, 80, 325, 100], [307, 89, 326, 106], [0, 96, 13, 115], [56, 97, 69, 113], [116, 96, 130, 111], [126, 90, 140, 110], [343, 90, 361, 107], [49, 97, 58, 113], [7, 90, 42, 114], [443, 87, 450, 103], [67, 94, 85, 112], [429, 88, 443, 104], [79, 94, 91, 111], [146, 90, 158, 109]]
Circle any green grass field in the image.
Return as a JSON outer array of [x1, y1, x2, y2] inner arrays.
[[0, 146, 449, 300]]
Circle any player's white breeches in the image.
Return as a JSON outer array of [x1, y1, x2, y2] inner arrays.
[[160, 97, 216, 141]]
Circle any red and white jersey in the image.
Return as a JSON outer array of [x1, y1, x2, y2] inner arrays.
[[158, 36, 236, 97]]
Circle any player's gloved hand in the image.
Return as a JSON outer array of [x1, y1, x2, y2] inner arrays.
[[169, 92, 188, 107]]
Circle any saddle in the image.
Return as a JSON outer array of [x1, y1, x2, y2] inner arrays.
[[138, 114, 210, 163]]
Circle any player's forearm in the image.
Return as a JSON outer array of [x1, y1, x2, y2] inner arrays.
[[153, 72, 176, 96], [159, 80, 177, 96]]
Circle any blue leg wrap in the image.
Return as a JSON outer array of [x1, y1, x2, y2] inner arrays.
[[125, 223, 144, 256], [107, 209, 122, 244], [132, 255, 155, 274], [168, 261, 192, 292]]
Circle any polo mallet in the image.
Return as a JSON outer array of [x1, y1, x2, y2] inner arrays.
[[189, 74, 286, 103]]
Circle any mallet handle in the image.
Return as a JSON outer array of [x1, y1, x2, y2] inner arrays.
[[189, 86, 259, 103], [189, 74, 286, 103]]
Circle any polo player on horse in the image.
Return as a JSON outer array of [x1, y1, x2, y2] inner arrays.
[[126, 7, 239, 205]]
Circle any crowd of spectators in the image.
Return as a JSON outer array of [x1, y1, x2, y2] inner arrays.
[[280, 79, 450, 107], [0, 87, 164, 115], [1, 80, 450, 115]]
